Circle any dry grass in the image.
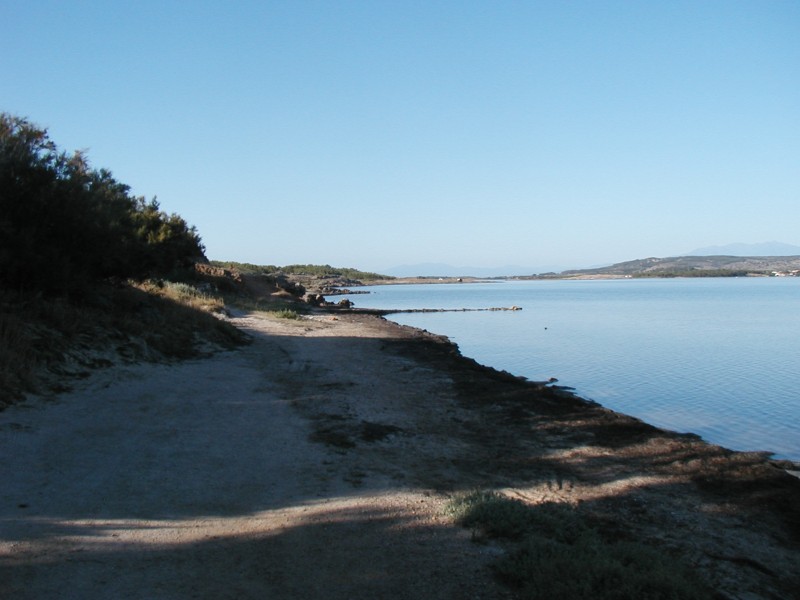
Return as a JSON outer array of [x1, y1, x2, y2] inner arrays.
[[143, 281, 226, 313], [0, 281, 248, 408], [0, 310, 37, 405]]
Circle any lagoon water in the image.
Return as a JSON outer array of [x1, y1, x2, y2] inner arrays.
[[337, 278, 800, 461]]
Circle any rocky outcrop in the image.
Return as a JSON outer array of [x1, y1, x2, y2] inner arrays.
[[305, 293, 327, 306], [195, 262, 243, 284], [271, 275, 305, 297], [303, 295, 354, 308]]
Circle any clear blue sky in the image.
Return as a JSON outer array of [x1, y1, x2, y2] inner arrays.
[[3, 1, 798, 273]]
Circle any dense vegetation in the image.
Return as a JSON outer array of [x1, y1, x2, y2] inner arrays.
[[0, 113, 244, 407], [0, 113, 205, 295], [632, 269, 755, 278], [210, 260, 391, 282], [0, 113, 394, 407]]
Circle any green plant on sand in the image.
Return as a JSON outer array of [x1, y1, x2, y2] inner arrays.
[[446, 490, 711, 600]]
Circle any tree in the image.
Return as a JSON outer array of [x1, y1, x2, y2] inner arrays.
[[0, 113, 205, 293]]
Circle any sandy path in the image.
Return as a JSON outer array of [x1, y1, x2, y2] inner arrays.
[[0, 312, 507, 599], [3, 309, 799, 599]]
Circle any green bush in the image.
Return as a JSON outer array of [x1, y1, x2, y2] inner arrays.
[[497, 535, 709, 600], [280, 264, 391, 281], [210, 261, 392, 281], [446, 490, 541, 539], [447, 491, 711, 600], [0, 113, 205, 295]]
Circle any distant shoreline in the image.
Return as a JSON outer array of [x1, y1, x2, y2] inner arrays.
[[370, 254, 800, 282], [351, 271, 783, 288]]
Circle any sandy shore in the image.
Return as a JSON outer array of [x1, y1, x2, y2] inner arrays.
[[1, 310, 798, 598]]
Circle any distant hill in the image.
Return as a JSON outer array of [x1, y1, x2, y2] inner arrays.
[[383, 263, 565, 278], [687, 242, 800, 256], [384, 245, 800, 278], [560, 255, 800, 278]]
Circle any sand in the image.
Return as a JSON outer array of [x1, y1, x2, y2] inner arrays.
[[1, 310, 798, 599]]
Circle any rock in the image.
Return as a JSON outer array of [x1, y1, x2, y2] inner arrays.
[[305, 293, 327, 306], [274, 275, 305, 297]]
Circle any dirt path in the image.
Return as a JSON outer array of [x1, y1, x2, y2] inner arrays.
[[0, 312, 508, 599], [2, 310, 799, 599]]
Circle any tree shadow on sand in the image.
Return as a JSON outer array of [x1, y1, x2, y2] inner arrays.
[[2, 316, 799, 598]]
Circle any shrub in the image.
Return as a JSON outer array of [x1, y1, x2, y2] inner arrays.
[[209, 261, 392, 281], [0, 113, 205, 295], [446, 491, 711, 600], [154, 281, 225, 313], [0, 310, 37, 406], [496, 534, 709, 600], [446, 490, 541, 539]]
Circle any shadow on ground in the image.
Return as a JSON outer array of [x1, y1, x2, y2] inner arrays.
[[2, 313, 799, 598]]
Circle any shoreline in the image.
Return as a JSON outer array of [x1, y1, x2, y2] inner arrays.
[[2, 308, 799, 597], [362, 311, 800, 595], [320, 282, 800, 470], [384, 310, 800, 465], [366, 310, 800, 470]]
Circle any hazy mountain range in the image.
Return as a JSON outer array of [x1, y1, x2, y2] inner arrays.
[[384, 242, 800, 278], [685, 242, 800, 256]]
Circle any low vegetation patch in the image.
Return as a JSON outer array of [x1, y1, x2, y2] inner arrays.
[[0, 283, 248, 408], [0, 113, 253, 408], [447, 490, 711, 600], [145, 280, 226, 313], [210, 260, 391, 282], [270, 308, 300, 320], [632, 269, 756, 278], [0, 309, 38, 404]]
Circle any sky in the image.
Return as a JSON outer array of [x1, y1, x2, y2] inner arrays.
[[3, 1, 798, 274]]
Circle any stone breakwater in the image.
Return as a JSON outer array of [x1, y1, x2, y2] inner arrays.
[[375, 306, 522, 314]]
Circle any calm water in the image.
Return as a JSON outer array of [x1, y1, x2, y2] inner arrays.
[[335, 278, 800, 461]]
